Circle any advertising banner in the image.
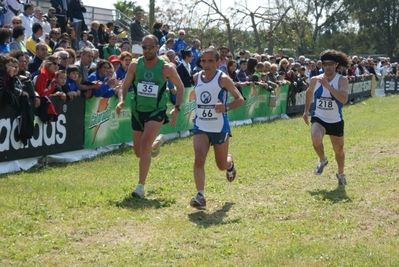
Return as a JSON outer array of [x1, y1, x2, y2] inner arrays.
[[84, 94, 132, 149], [0, 97, 85, 162], [160, 87, 195, 134]]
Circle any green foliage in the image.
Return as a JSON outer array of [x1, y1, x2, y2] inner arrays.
[[113, 0, 143, 18], [1, 96, 399, 265], [345, 0, 399, 57]]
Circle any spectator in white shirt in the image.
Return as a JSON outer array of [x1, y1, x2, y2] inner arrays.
[[32, 7, 51, 41], [19, 3, 34, 42], [159, 37, 174, 55]]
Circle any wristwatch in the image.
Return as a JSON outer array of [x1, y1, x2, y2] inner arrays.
[[174, 105, 181, 111], [225, 105, 230, 112]]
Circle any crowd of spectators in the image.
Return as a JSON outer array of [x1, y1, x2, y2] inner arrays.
[[1, 5, 398, 125]]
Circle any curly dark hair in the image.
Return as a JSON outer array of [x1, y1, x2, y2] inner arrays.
[[320, 49, 351, 69]]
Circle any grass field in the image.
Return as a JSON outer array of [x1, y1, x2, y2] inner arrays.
[[1, 95, 398, 266]]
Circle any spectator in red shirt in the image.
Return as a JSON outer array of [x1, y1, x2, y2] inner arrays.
[[34, 55, 65, 100]]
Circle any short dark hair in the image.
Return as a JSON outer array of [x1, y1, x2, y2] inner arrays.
[[32, 22, 43, 34], [67, 65, 80, 75], [220, 46, 229, 52], [12, 25, 25, 39], [0, 28, 11, 44], [24, 3, 33, 11]]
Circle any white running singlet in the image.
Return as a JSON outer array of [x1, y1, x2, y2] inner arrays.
[[312, 73, 344, 123], [193, 70, 231, 133]]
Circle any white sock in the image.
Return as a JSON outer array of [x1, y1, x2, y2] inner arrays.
[[198, 190, 204, 197]]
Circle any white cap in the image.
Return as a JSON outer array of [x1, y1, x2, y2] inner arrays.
[[132, 44, 143, 54]]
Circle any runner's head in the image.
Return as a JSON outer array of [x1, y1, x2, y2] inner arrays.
[[142, 35, 159, 61], [320, 49, 351, 69]]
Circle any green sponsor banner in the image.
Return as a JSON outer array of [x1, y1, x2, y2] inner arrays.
[[159, 87, 195, 134], [227, 85, 267, 121], [228, 84, 289, 120], [83, 84, 291, 149], [273, 83, 289, 115], [84, 93, 133, 149]]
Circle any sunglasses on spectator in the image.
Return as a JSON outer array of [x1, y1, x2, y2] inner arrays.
[[142, 45, 155, 50], [51, 62, 60, 67], [179, 33, 184, 36], [60, 56, 69, 60], [12, 21, 21, 24], [322, 61, 336, 66]]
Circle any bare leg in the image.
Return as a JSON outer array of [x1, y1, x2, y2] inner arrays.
[[135, 120, 164, 185], [330, 135, 345, 174], [311, 122, 327, 161], [213, 137, 230, 171], [193, 133, 210, 191]]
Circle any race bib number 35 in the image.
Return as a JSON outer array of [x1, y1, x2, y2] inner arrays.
[[137, 81, 159, 98]]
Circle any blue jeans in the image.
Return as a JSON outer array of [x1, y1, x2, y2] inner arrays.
[[73, 21, 83, 51]]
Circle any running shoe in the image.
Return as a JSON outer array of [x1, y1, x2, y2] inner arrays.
[[336, 173, 347, 186], [313, 158, 328, 175], [151, 134, 166, 157], [226, 154, 237, 182], [132, 185, 145, 198], [190, 194, 207, 210]]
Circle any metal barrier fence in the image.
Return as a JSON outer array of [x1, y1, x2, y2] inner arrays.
[[29, 0, 115, 30]]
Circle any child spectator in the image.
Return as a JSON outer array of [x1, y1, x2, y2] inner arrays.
[[252, 62, 264, 81], [55, 70, 77, 101], [66, 65, 82, 96], [103, 33, 120, 60], [79, 31, 95, 50]]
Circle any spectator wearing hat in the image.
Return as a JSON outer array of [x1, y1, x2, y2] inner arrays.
[[131, 44, 143, 59], [53, 38, 68, 51], [108, 54, 120, 74]]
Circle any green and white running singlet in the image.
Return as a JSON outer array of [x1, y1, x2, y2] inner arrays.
[[131, 56, 168, 113]]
